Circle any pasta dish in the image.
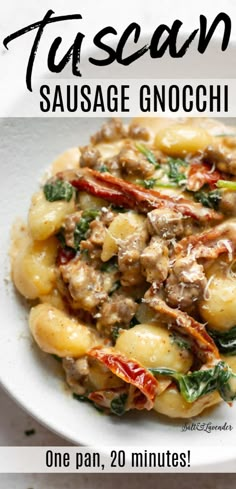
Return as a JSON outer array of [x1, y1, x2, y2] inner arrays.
[[11, 117, 236, 418]]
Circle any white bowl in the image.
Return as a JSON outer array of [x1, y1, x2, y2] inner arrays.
[[0, 36, 236, 465]]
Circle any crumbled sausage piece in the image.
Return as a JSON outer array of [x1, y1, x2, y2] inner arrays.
[[63, 357, 89, 395], [89, 219, 107, 246], [128, 124, 150, 141], [140, 237, 169, 284], [60, 258, 112, 312], [64, 211, 83, 248], [147, 208, 184, 239], [204, 138, 236, 175], [97, 293, 138, 333], [219, 190, 236, 216], [79, 239, 102, 262], [80, 216, 112, 261], [91, 118, 127, 144], [118, 144, 155, 177], [80, 145, 101, 169], [118, 231, 148, 287], [63, 356, 122, 394], [165, 256, 207, 310], [100, 208, 116, 226], [103, 156, 121, 177]]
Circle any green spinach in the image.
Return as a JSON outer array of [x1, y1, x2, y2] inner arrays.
[[207, 326, 236, 355], [135, 143, 160, 168], [135, 178, 157, 189], [73, 393, 104, 412], [149, 362, 236, 403], [109, 280, 121, 296], [44, 179, 74, 202], [167, 158, 187, 186], [111, 325, 122, 342], [129, 316, 140, 328], [111, 205, 129, 213], [99, 164, 109, 173], [101, 259, 118, 273], [110, 393, 128, 416], [194, 189, 221, 210], [51, 354, 62, 363], [170, 333, 191, 351], [73, 209, 100, 250]]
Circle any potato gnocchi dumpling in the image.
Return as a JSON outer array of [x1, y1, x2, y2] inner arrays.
[[12, 236, 58, 299], [199, 259, 236, 331], [153, 386, 221, 419], [115, 323, 193, 373], [101, 211, 145, 261], [11, 117, 236, 419], [154, 124, 213, 157], [29, 304, 100, 357], [28, 190, 75, 241]]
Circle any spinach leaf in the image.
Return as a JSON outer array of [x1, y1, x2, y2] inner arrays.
[[111, 325, 122, 342], [111, 205, 129, 213], [110, 393, 128, 416], [109, 280, 121, 296], [101, 258, 118, 273], [44, 179, 74, 202], [56, 229, 67, 248], [99, 164, 109, 173], [135, 143, 160, 168], [51, 354, 62, 363], [129, 316, 140, 328], [170, 333, 191, 351], [73, 393, 104, 412], [219, 373, 236, 402], [167, 158, 187, 186], [73, 209, 100, 250], [149, 362, 236, 403], [136, 178, 157, 189], [194, 189, 221, 210], [207, 326, 236, 355]]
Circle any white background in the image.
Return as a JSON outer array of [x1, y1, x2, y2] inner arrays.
[[1, 0, 236, 486]]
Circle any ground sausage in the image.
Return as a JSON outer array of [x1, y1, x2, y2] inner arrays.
[[165, 256, 207, 310], [118, 144, 155, 177], [91, 118, 127, 144], [147, 208, 185, 239], [118, 231, 148, 287], [97, 293, 138, 333], [60, 258, 113, 312], [219, 190, 236, 216], [64, 211, 83, 248], [80, 145, 101, 169], [204, 138, 236, 176], [140, 237, 169, 284], [128, 124, 150, 141]]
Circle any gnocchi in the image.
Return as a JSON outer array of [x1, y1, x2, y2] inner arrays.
[[50, 147, 81, 175], [78, 191, 107, 211], [29, 303, 100, 357], [12, 236, 57, 299], [101, 211, 145, 261], [154, 386, 221, 419], [115, 323, 193, 372], [28, 190, 75, 241], [199, 260, 236, 331], [10, 116, 236, 420], [154, 124, 213, 157]]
